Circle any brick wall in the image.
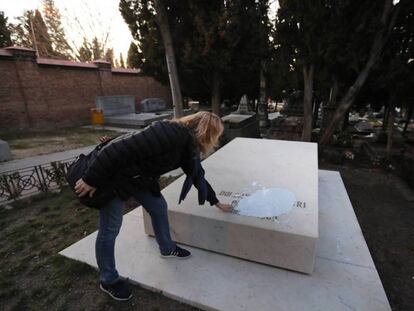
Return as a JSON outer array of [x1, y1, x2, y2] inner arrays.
[[0, 47, 172, 129]]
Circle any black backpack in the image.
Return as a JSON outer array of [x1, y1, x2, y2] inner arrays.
[[65, 141, 116, 209]]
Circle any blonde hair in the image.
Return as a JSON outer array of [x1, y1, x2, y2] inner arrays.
[[171, 111, 224, 155]]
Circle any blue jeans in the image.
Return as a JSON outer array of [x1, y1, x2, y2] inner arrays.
[[95, 189, 176, 285]]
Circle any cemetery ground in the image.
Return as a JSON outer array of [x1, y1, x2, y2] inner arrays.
[[0, 127, 123, 160], [1, 164, 413, 310]]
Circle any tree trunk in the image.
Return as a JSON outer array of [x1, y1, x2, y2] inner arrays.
[[386, 98, 395, 157], [321, 78, 339, 132], [382, 104, 389, 131], [258, 61, 270, 128], [301, 64, 314, 141], [312, 98, 320, 128], [153, 0, 183, 118], [328, 78, 339, 107], [403, 105, 413, 134], [319, 0, 397, 145], [342, 107, 351, 131], [211, 71, 221, 116], [29, 16, 39, 57]]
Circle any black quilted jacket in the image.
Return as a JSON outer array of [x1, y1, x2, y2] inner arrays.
[[82, 120, 219, 205]]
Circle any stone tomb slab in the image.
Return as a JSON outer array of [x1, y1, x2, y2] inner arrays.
[[221, 113, 256, 127], [105, 112, 173, 127], [60, 170, 391, 311], [144, 138, 318, 274]]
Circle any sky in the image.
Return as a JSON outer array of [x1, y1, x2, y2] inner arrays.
[[1, 1, 279, 61], [0, 0, 133, 58]]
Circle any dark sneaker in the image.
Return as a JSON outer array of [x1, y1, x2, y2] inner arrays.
[[100, 279, 133, 301], [161, 245, 192, 259]]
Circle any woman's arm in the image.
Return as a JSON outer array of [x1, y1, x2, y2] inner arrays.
[[180, 155, 232, 211]]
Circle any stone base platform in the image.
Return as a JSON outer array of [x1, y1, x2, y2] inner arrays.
[[60, 170, 390, 311]]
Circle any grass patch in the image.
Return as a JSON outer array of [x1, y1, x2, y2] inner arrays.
[[0, 127, 124, 159], [0, 127, 120, 142], [0, 187, 100, 308]]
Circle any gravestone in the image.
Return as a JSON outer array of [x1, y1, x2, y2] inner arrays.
[[281, 91, 304, 117], [221, 95, 260, 142], [96, 96, 180, 127], [354, 120, 374, 133], [188, 101, 200, 111], [96, 95, 135, 116], [268, 111, 280, 121], [140, 98, 167, 112], [0, 139, 12, 162], [143, 138, 319, 274], [221, 114, 256, 128], [235, 95, 254, 115]]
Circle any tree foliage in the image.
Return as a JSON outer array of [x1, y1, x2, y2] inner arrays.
[[7, 3, 115, 63], [78, 38, 93, 62], [127, 42, 140, 68], [0, 12, 12, 48], [119, 53, 125, 68], [272, 0, 411, 144], [32, 9, 54, 57], [9, 10, 35, 48], [104, 47, 114, 65], [75, 36, 114, 63], [9, 7, 70, 59], [120, 0, 271, 106], [42, 0, 73, 59]]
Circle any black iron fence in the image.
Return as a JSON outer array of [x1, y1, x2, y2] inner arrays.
[[0, 157, 76, 204]]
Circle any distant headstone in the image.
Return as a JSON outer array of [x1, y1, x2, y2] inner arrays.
[[268, 112, 280, 121], [96, 95, 135, 116], [140, 98, 167, 112], [189, 101, 200, 111], [354, 120, 374, 133], [221, 95, 259, 142], [236, 95, 254, 115], [221, 114, 255, 128], [0, 139, 12, 162], [281, 91, 304, 117]]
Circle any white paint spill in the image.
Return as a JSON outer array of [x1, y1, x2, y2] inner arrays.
[[234, 188, 296, 218]]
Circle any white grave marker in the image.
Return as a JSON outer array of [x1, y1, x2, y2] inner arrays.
[[143, 138, 319, 274]]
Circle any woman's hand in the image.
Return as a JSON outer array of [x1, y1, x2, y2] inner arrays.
[[215, 202, 233, 213], [74, 179, 96, 198], [99, 136, 112, 143]]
